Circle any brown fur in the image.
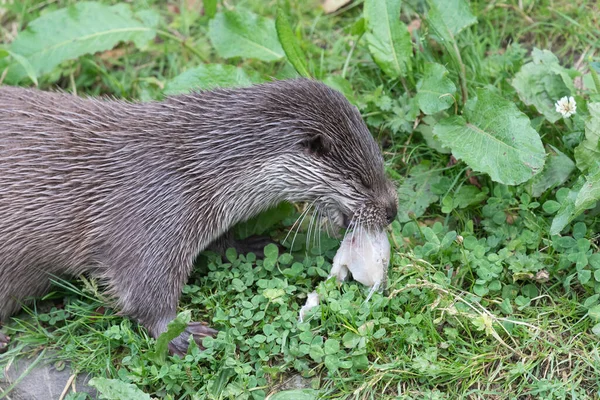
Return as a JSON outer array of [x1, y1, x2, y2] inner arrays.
[[0, 79, 397, 353]]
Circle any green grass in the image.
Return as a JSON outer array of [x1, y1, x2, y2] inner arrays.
[[2, 0, 600, 399]]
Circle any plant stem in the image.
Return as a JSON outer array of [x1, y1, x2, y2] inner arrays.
[[451, 40, 468, 106], [342, 33, 364, 79], [156, 29, 208, 62]]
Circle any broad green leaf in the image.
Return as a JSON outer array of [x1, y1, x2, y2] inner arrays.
[[416, 62, 456, 114], [208, 9, 284, 62], [5, 50, 38, 86], [88, 378, 151, 400], [433, 88, 545, 185], [574, 102, 600, 173], [442, 185, 488, 213], [527, 145, 575, 197], [573, 167, 600, 216], [6, 2, 156, 83], [417, 116, 452, 154], [164, 64, 262, 95], [512, 48, 576, 123], [397, 162, 443, 222], [550, 179, 584, 235], [276, 9, 311, 78], [363, 0, 412, 78], [149, 310, 190, 363], [588, 304, 600, 322], [322, 75, 357, 105], [427, 0, 477, 40], [269, 389, 319, 400], [203, 0, 217, 18], [235, 202, 294, 239]]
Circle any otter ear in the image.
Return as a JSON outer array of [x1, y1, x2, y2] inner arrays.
[[302, 133, 331, 157]]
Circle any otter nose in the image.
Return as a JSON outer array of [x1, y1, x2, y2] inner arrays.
[[385, 201, 398, 225]]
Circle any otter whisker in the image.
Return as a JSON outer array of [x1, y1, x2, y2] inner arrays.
[[283, 198, 318, 247], [287, 198, 319, 255], [306, 204, 318, 254]]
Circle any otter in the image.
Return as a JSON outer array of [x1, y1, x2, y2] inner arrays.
[[0, 79, 398, 355]]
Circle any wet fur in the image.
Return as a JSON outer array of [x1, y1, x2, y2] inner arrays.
[[0, 79, 397, 350]]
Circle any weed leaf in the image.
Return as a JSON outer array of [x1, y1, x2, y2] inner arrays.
[[269, 389, 319, 400], [550, 180, 583, 235], [574, 102, 600, 173], [276, 9, 311, 78], [4, 50, 38, 86], [208, 9, 284, 61], [6, 2, 156, 83], [203, 0, 217, 19], [149, 310, 191, 364], [427, 0, 476, 42], [527, 145, 575, 197], [363, 0, 412, 78], [397, 162, 443, 222], [416, 62, 456, 114], [164, 64, 262, 95], [512, 49, 576, 123], [88, 378, 151, 400], [433, 88, 545, 185], [322, 75, 357, 105]]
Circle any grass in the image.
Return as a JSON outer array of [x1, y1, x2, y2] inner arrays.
[[2, 0, 600, 399]]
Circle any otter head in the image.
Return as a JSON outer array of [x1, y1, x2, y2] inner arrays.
[[258, 79, 398, 232]]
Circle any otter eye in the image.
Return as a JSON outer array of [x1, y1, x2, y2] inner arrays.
[[301, 133, 331, 157], [360, 176, 372, 189]]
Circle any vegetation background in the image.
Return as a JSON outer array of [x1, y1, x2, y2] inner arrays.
[[1, 0, 600, 399]]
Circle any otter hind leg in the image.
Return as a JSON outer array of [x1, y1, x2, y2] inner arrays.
[[106, 251, 217, 356], [0, 331, 9, 353], [168, 322, 218, 356]]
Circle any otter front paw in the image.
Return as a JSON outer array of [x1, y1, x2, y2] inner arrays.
[[0, 332, 10, 353], [168, 322, 218, 356]]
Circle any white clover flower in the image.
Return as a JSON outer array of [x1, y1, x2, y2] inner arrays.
[[555, 96, 577, 118]]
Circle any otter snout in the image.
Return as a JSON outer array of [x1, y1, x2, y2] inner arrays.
[[385, 201, 398, 225]]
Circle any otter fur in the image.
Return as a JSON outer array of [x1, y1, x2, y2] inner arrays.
[[0, 79, 398, 354]]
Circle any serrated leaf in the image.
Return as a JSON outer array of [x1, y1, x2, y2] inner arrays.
[[6, 2, 156, 83], [574, 102, 600, 173], [208, 9, 284, 62], [363, 0, 412, 78], [427, 0, 476, 41], [433, 88, 545, 185], [164, 64, 262, 95], [527, 145, 575, 197], [512, 48, 576, 123], [397, 162, 443, 222], [88, 378, 151, 400], [416, 62, 456, 114], [276, 9, 310, 78]]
